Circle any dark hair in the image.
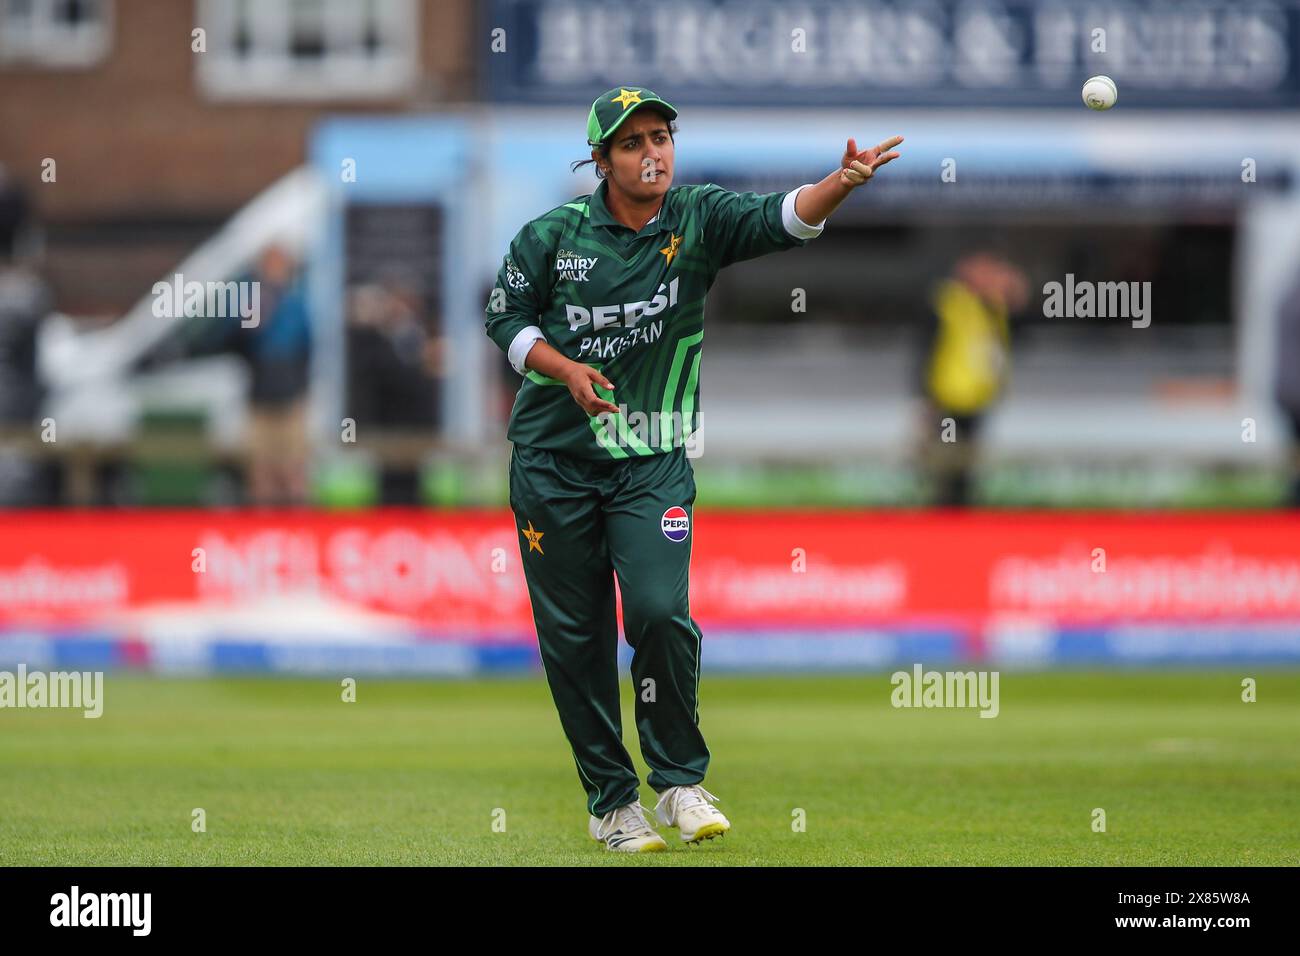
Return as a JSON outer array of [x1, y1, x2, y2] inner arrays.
[[571, 115, 678, 179]]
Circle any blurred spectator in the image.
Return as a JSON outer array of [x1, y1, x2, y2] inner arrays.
[[238, 244, 313, 506], [0, 172, 55, 506], [915, 251, 1029, 506], [0, 175, 43, 424], [1275, 271, 1300, 507], [345, 276, 441, 503]]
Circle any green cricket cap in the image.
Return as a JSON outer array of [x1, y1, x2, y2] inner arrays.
[[586, 86, 678, 147]]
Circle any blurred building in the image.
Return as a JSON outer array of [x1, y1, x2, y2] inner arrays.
[[0, 0, 474, 315]]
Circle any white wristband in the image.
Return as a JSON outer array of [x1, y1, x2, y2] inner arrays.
[[782, 184, 826, 239], [508, 326, 546, 375]]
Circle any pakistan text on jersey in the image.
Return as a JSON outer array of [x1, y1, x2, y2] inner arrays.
[[578, 319, 663, 359]]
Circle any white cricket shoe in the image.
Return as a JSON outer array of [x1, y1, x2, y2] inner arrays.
[[588, 801, 669, 853], [654, 784, 730, 844]]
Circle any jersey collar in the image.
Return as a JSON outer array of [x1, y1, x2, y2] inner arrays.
[[587, 179, 678, 235]]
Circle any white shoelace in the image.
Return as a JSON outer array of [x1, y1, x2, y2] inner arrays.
[[595, 801, 656, 842], [655, 784, 720, 823]]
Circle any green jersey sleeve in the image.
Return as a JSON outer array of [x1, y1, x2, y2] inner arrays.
[[484, 221, 553, 356], [695, 183, 809, 271]]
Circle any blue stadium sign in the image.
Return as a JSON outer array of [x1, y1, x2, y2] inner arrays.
[[483, 0, 1300, 108]]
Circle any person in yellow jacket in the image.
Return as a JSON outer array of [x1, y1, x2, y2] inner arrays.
[[916, 252, 1029, 505]]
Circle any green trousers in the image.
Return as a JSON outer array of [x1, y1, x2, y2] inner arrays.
[[509, 441, 710, 816]]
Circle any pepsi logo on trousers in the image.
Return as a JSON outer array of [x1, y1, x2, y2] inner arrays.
[[661, 506, 689, 542]]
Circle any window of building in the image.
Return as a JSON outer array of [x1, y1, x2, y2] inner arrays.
[[0, 0, 113, 67], [195, 0, 417, 100]]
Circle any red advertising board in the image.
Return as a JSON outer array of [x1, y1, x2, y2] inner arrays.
[[0, 510, 1296, 636]]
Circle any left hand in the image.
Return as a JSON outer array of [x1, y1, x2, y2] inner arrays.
[[839, 135, 904, 188]]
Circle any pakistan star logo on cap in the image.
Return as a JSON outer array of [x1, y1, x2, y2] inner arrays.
[[611, 88, 643, 109], [586, 86, 679, 146]]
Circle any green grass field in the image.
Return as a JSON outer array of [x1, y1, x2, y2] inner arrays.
[[1, 671, 1296, 866]]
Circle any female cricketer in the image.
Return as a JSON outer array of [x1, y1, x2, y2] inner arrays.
[[485, 85, 902, 852]]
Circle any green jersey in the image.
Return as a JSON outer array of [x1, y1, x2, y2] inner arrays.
[[485, 178, 820, 459]]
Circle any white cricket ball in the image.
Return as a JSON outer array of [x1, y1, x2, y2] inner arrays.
[[1082, 75, 1118, 110]]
